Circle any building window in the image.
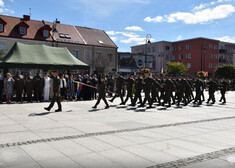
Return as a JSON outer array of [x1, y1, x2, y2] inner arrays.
[[179, 54, 183, 60], [214, 45, 217, 50], [214, 54, 217, 59], [107, 53, 112, 61], [209, 44, 213, 49], [172, 55, 176, 60], [43, 30, 49, 37], [147, 47, 150, 53], [186, 63, 191, 68], [172, 46, 176, 51], [0, 24, 3, 32], [96, 51, 101, 57], [20, 27, 26, 35], [186, 53, 191, 59], [152, 47, 155, 52], [214, 63, 217, 68], [166, 46, 170, 51], [74, 50, 79, 59], [209, 63, 213, 68], [179, 46, 183, 50], [186, 44, 192, 49], [209, 54, 213, 59], [85, 50, 91, 63], [0, 44, 5, 55]]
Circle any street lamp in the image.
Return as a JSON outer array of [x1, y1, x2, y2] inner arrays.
[[158, 51, 164, 73], [52, 18, 59, 47], [145, 34, 151, 69], [201, 43, 206, 71]]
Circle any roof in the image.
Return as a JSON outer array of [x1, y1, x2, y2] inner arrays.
[[2, 42, 88, 69], [0, 14, 117, 48], [0, 15, 53, 41]]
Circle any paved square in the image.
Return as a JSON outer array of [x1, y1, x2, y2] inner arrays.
[[1, 91, 235, 168]]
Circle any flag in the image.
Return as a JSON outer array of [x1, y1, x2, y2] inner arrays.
[[77, 82, 83, 97]]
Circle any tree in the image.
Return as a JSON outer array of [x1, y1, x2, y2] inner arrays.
[[215, 64, 235, 79], [165, 62, 188, 75], [91, 54, 113, 74]]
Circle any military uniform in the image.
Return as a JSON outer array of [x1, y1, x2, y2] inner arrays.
[[177, 78, 189, 106], [45, 74, 62, 112], [151, 78, 160, 103], [162, 78, 174, 107], [219, 80, 228, 103], [110, 76, 125, 104], [139, 76, 154, 108], [25, 75, 34, 102], [14, 75, 25, 103], [93, 81, 109, 109], [132, 76, 143, 106], [159, 78, 165, 102], [206, 80, 218, 104], [34, 73, 44, 102], [193, 79, 203, 105], [124, 77, 134, 105]]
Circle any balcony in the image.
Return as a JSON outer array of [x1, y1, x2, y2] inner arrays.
[[219, 49, 227, 53]]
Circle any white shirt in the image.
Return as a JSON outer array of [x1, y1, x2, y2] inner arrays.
[[44, 77, 50, 88]]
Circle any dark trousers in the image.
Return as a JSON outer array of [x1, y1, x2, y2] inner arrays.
[[133, 90, 142, 105], [170, 92, 175, 104], [124, 90, 133, 104], [0, 89, 3, 102], [177, 91, 187, 105], [194, 90, 202, 104], [141, 91, 152, 107], [207, 91, 215, 102], [16, 89, 23, 102], [220, 90, 226, 103], [163, 92, 171, 106], [110, 89, 124, 103], [48, 94, 62, 110], [27, 89, 33, 102], [35, 88, 43, 102], [94, 96, 109, 107], [151, 90, 157, 103], [201, 91, 205, 101]]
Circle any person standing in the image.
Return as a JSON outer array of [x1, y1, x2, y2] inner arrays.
[[109, 72, 125, 105], [124, 73, 134, 105], [206, 77, 218, 104], [60, 74, 67, 101], [131, 72, 143, 106], [44, 70, 62, 112], [219, 77, 229, 104], [34, 71, 44, 102], [0, 73, 4, 104], [14, 71, 25, 103], [91, 74, 99, 100], [4, 73, 14, 104], [24, 72, 34, 103], [82, 74, 92, 100], [92, 76, 109, 109], [43, 73, 51, 102]]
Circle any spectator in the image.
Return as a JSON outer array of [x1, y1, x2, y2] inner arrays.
[[34, 71, 44, 102], [24, 72, 34, 103], [4, 73, 14, 104], [14, 71, 25, 103], [91, 74, 98, 100], [0, 73, 3, 104], [60, 74, 67, 101], [43, 72, 51, 102], [68, 74, 75, 101]]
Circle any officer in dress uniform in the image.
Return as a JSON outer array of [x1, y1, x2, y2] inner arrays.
[[124, 73, 134, 105], [206, 77, 218, 104], [34, 71, 44, 102], [138, 70, 154, 108], [44, 70, 62, 112], [92, 76, 109, 109], [24, 72, 34, 103], [131, 72, 143, 106], [193, 76, 203, 105], [14, 71, 25, 103], [219, 77, 229, 104], [109, 72, 125, 105]]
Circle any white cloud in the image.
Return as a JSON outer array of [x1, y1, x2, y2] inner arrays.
[[0, 0, 4, 7], [177, 35, 182, 40], [144, 16, 163, 22], [0, 8, 14, 14], [125, 26, 144, 31], [216, 36, 235, 43], [110, 37, 117, 42], [144, 4, 235, 24], [106, 31, 116, 36], [193, 0, 232, 11]]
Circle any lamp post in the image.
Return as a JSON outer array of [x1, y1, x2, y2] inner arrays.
[[158, 51, 164, 73], [145, 34, 151, 69], [201, 43, 206, 71], [52, 18, 59, 47]]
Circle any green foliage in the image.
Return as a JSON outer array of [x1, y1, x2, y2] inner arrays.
[[215, 64, 235, 79], [165, 62, 188, 76]]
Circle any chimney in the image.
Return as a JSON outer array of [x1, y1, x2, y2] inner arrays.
[[23, 15, 30, 21]]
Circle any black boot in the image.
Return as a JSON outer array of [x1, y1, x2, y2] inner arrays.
[[105, 105, 109, 109], [55, 109, 62, 112], [44, 107, 50, 112]]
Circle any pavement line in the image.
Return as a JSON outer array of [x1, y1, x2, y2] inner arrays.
[[147, 147, 235, 168], [1, 115, 235, 149]]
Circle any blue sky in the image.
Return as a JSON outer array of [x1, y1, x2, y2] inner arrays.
[[1, 0, 235, 52]]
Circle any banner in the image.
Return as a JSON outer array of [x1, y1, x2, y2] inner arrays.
[[77, 82, 83, 97]]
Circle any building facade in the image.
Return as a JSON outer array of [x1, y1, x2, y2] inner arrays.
[[0, 14, 118, 74]]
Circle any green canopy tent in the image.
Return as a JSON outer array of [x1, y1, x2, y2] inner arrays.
[[2, 42, 88, 72]]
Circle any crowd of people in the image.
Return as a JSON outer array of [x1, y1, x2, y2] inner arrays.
[[93, 71, 234, 109], [0, 71, 101, 104]]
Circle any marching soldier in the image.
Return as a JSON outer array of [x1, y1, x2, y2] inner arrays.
[[92, 76, 109, 109], [131, 72, 143, 106], [44, 70, 62, 112], [158, 74, 165, 105], [219, 77, 229, 104], [109, 72, 125, 105], [14, 71, 25, 103], [193, 76, 203, 105], [152, 74, 160, 103], [206, 77, 218, 104], [138, 70, 154, 108], [169, 75, 176, 105], [24, 72, 34, 103], [124, 73, 134, 105], [162, 74, 174, 108], [34, 71, 44, 102], [177, 74, 189, 107]]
